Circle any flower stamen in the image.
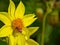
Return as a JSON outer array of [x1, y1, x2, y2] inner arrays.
[[12, 18, 24, 32]]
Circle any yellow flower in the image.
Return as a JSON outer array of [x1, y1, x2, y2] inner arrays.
[[0, 0, 39, 45]]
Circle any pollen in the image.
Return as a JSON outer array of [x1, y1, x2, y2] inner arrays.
[[12, 18, 24, 32]]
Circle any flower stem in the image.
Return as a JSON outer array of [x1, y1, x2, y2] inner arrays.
[[41, 13, 48, 45]]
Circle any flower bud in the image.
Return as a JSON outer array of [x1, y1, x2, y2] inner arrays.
[[36, 8, 44, 21], [48, 11, 59, 25]]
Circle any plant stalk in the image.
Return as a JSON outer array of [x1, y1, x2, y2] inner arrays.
[[41, 13, 48, 45]]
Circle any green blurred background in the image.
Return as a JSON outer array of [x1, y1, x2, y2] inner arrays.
[[0, 0, 60, 45]]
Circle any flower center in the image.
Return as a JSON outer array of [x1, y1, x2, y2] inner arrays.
[[12, 18, 24, 32]]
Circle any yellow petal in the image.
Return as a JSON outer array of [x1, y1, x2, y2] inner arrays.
[[22, 28, 29, 39], [23, 16, 37, 27], [22, 27, 39, 39], [15, 1, 25, 19], [28, 27, 39, 37], [8, 0, 15, 21], [0, 12, 11, 21], [9, 35, 15, 45], [23, 14, 36, 20], [0, 26, 13, 37], [0, 14, 11, 25], [17, 34, 25, 45], [26, 39, 39, 45], [0, 12, 8, 15]]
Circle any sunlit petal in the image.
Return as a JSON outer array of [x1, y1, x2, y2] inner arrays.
[[17, 34, 25, 45], [26, 39, 39, 45], [9, 35, 15, 45], [0, 12, 8, 16], [23, 14, 36, 19], [22, 28, 29, 39], [28, 27, 39, 37], [15, 1, 25, 19], [0, 26, 13, 37], [0, 14, 11, 25], [0, 12, 11, 21], [8, 0, 15, 21], [23, 17, 37, 27]]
